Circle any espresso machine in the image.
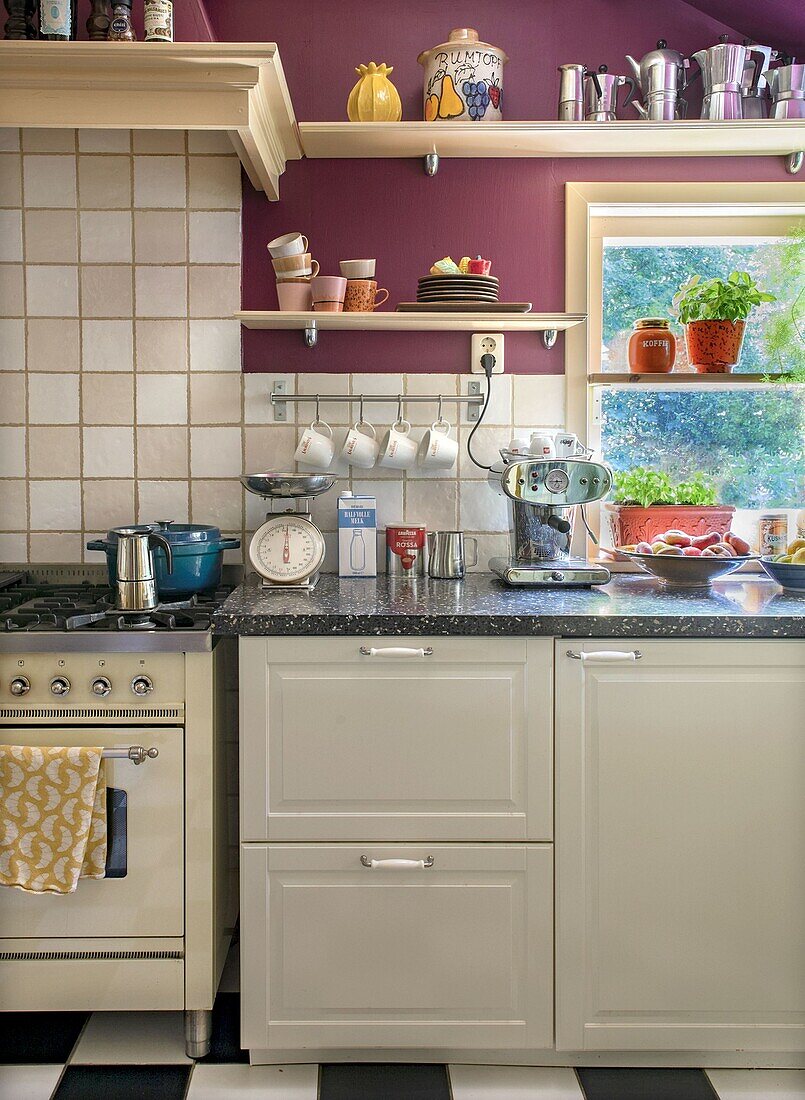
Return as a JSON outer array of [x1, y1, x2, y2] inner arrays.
[[489, 455, 613, 587]]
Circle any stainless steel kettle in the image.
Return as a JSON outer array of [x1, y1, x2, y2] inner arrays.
[[115, 526, 174, 612], [625, 39, 689, 120]]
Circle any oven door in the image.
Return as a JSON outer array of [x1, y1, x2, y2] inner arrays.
[[0, 727, 183, 938]]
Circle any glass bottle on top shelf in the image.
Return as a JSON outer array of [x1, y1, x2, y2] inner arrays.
[[107, 0, 135, 40]]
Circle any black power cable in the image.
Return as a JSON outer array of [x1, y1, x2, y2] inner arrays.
[[466, 353, 496, 471]]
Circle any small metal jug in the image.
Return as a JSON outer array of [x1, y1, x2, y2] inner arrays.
[[427, 531, 479, 580], [115, 527, 174, 611]]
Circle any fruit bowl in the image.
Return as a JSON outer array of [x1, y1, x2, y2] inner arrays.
[[760, 557, 805, 594], [618, 550, 757, 588]]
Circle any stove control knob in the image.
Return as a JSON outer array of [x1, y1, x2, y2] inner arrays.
[[50, 676, 71, 697], [91, 677, 112, 698], [551, 570, 565, 582], [10, 676, 30, 696], [131, 675, 153, 697]]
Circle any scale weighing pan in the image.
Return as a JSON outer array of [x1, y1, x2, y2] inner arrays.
[[241, 473, 337, 499]]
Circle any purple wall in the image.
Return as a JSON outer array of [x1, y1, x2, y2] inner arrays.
[[205, 0, 793, 374]]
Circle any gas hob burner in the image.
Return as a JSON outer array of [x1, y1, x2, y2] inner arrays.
[[0, 583, 228, 633]]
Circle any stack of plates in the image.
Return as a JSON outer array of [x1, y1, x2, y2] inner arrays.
[[416, 274, 499, 303]]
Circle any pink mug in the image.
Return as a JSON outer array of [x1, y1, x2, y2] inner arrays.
[[276, 281, 313, 311], [311, 276, 347, 313]]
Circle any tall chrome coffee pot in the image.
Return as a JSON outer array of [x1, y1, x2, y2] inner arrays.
[[625, 40, 690, 120], [557, 63, 587, 121], [115, 526, 173, 611], [740, 44, 778, 118], [764, 62, 805, 119], [692, 37, 769, 119]]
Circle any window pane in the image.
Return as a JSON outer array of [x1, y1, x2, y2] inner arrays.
[[601, 387, 805, 510], [602, 237, 804, 374]]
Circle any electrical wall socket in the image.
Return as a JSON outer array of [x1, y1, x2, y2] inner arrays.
[[471, 333, 505, 374]]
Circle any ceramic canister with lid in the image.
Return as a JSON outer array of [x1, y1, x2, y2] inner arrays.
[[628, 317, 676, 374], [418, 28, 508, 122]]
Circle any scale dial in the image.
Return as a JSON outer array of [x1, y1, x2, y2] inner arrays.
[[249, 514, 326, 585]]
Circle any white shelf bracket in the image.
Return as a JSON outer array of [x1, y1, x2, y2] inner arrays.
[[303, 322, 318, 348], [424, 152, 439, 177], [786, 152, 804, 175], [542, 329, 558, 350]]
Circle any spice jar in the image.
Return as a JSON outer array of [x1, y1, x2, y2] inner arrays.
[[628, 317, 676, 374]]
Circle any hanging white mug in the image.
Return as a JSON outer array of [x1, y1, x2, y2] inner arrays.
[[378, 418, 418, 470], [340, 420, 379, 469], [294, 419, 335, 468], [418, 418, 458, 470]]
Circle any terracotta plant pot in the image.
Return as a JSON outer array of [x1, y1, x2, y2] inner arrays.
[[606, 503, 736, 547], [684, 319, 746, 374]]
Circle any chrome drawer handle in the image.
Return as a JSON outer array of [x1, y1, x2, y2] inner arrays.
[[102, 746, 159, 765], [360, 856, 435, 870], [359, 646, 434, 658], [567, 650, 643, 663]]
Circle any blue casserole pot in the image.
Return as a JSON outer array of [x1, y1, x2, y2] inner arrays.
[[87, 522, 240, 597]]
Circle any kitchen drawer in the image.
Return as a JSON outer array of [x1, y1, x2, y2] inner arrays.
[[239, 637, 552, 842], [241, 843, 553, 1051]]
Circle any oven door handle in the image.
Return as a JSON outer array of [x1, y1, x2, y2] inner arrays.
[[102, 746, 159, 765]]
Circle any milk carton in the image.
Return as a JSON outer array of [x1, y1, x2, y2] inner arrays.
[[338, 493, 377, 577]]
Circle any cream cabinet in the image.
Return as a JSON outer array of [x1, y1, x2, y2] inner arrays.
[[240, 842, 553, 1052], [240, 637, 552, 842], [555, 639, 805, 1053]]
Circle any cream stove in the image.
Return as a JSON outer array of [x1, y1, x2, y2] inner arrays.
[[0, 576, 238, 1058]]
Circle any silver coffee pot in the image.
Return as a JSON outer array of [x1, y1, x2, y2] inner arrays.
[[740, 44, 779, 118], [115, 526, 174, 612], [557, 63, 587, 121], [764, 62, 805, 119], [583, 65, 637, 121], [692, 37, 769, 119], [625, 40, 690, 120]]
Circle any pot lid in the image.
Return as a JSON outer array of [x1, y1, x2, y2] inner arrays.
[[418, 28, 509, 65], [104, 521, 223, 545]]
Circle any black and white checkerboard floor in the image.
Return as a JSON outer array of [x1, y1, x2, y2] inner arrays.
[[2, 948, 804, 1099]]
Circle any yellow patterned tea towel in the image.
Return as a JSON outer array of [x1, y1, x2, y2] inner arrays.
[[0, 745, 108, 894]]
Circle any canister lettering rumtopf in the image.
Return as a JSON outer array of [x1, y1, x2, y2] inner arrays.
[[386, 524, 427, 576]]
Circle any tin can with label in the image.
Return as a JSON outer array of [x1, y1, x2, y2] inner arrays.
[[386, 523, 427, 576], [144, 0, 173, 42], [759, 513, 788, 557]]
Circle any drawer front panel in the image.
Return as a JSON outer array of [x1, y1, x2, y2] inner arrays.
[[241, 843, 553, 1051], [240, 637, 552, 841]]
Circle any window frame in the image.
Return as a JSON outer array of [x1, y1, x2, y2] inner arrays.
[[564, 181, 805, 556]]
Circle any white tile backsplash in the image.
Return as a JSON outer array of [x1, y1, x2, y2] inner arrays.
[[3, 133, 570, 568]]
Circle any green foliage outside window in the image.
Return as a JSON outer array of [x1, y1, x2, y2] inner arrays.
[[601, 232, 805, 509]]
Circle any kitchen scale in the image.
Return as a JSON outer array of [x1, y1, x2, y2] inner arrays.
[[241, 473, 337, 590]]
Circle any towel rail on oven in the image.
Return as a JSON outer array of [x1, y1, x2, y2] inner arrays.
[[102, 746, 159, 765]]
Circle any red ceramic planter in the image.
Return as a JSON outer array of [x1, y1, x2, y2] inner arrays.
[[684, 320, 746, 374], [606, 504, 736, 546]]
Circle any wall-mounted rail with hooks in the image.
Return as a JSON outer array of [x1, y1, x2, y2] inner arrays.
[[269, 384, 486, 424]]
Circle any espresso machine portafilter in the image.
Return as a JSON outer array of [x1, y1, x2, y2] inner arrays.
[[489, 457, 613, 586]]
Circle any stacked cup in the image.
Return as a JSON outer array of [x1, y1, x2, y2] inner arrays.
[[339, 259, 389, 313], [268, 233, 319, 311]]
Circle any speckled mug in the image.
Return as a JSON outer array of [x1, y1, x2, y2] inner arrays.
[[344, 279, 390, 312]]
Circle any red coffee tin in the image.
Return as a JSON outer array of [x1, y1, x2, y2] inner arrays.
[[386, 523, 427, 576]]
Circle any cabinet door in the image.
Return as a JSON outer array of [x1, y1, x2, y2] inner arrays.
[[241, 843, 553, 1051], [240, 637, 552, 841], [555, 640, 805, 1052]]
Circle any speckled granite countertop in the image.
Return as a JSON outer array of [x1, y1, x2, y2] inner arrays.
[[212, 573, 805, 639]]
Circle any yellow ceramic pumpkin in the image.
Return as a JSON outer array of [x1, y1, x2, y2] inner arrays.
[[347, 62, 403, 122]]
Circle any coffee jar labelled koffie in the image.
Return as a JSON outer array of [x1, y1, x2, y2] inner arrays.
[[628, 317, 676, 374]]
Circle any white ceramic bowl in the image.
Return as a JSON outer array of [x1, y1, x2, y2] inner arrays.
[[340, 258, 376, 279]]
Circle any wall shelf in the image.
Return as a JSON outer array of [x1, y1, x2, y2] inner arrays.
[[236, 310, 585, 347], [299, 120, 805, 175], [589, 372, 801, 387], [0, 41, 302, 198]]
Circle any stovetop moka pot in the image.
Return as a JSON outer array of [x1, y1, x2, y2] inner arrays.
[[115, 526, 174, 612]]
